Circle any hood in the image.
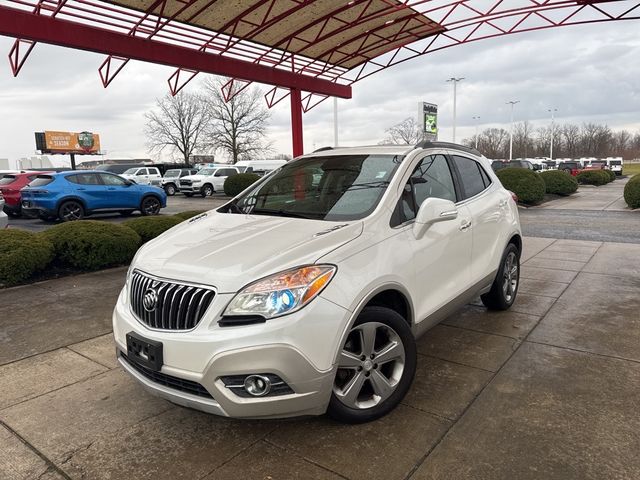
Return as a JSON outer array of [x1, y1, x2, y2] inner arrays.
[[181, 174, 206, 181], [134, 211, 363, 293]]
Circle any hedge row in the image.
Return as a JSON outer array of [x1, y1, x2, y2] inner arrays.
[[498, 168, 617, 205], [625, 174, 640, 209], [0, 211, 209, 287]]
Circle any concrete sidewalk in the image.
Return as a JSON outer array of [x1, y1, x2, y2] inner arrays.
[[536, 177, 629, 211], [1, 237, 640, 480]]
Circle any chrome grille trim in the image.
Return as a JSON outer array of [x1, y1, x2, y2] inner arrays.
[[129, 270, 216, 331]]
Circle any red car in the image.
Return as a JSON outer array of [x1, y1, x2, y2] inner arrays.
[[0, 171, 52, 217]]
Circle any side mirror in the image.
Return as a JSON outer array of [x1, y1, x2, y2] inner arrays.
[[124, 179, 133, 186], [412, 197, 458, 239]]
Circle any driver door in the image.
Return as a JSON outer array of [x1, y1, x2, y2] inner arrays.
[[395, 153, 473, 328], [98, 173, 140, 208]]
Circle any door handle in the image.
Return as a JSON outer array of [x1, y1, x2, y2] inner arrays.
[[108, 187, 116, 190], [77, 188, 86, 191], [459, 220, 472, 231]]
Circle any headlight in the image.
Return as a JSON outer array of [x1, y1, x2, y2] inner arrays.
[[223, 265, 336, 319]]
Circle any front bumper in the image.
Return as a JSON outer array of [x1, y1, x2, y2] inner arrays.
[[112, 282, 350, 419], [179, 185, 202, 193]]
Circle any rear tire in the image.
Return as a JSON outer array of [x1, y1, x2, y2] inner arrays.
[[58, 200, 84, 222], [327, 306, 416, 424], [481, 243, 520, 311]]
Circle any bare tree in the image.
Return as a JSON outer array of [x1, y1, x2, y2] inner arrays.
[[145, 92, 211, 165], [512, 121, 534, 158], [478, 128, 509, 159], [561, 124, 580, 158], [203, 78, 271, 163], [380, 117, 426, 145]]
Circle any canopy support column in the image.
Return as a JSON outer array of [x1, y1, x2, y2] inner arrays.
[[290, 88, 303, 158]]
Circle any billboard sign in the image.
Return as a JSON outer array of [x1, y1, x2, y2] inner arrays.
[[419, 102, 438, 140], [36, 131, 101, 154]]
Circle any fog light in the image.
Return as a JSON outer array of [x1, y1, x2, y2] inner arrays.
[[243, 374, 271, 397]]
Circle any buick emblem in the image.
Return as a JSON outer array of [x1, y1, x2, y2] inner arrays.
[[143, 288, 159, 312]]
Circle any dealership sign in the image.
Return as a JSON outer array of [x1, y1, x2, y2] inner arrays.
[[35, 131, 101, 154], [419, 102, 438, 140]]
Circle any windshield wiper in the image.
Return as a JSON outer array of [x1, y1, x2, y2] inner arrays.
[[341, 181, 390, 191], [250, 208, 320, 220], [226, 199, 244, 214]]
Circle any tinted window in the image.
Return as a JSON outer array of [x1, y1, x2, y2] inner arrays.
[[29, 176, 54, 187], [67, 173, 101, 185], [400, 155, 456, 222], [452, 156, 488, 199], [148, 168, 160, 175], [479, 165, 492, 188], [0, 175, 17, 185], [136, 169, 147, 176], [99, 173, 127, 186]]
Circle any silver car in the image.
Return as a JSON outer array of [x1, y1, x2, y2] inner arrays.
[[0, 191, 8, 229]]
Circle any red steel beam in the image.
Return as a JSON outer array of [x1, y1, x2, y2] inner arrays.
[[0, 5, 352, 99]]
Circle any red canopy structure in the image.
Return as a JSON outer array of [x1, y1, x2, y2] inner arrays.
[[1, 0, 639, 156]]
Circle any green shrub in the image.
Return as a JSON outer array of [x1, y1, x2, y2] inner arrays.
[[576, 170, 609, 186], [540, 170, 578, 196], [224, 173, 260, 197], [624, 174, 640, 209], [42, 220, 140, 270], [604, 169, 616, 183], [123, 216, 182, 243], [496, 168, 545, 204], [174, 210, 208, 221], [0, 230, 53, 287]]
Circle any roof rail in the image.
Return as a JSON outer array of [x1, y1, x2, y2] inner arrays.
[[312, 146, 334, 153], [414, 141, 482, 157]]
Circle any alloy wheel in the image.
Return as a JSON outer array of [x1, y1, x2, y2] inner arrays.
[[142, 197, 160, 215], [165, 184, 176, 196], [502, 251, 518, 303], [333, 322, 405, 409], [60, 202, 83, 221]]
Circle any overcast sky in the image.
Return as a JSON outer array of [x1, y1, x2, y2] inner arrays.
[[0, 20, 639, 167]]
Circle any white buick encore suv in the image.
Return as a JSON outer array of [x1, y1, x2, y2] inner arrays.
[[113, 142, 522, 423]]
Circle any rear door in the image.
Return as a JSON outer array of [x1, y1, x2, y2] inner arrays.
[[450, 154, 506, 284], [66, 173, 104, 209], [135, 168, 149, 185]]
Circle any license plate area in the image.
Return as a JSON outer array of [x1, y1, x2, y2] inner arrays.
[[126, 331, 163, 371]]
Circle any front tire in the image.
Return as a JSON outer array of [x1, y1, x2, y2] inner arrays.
[[481, 243, 520, 310], [164, 184, 177, 196], [58, 200, 84, 222], [140, 196, 161, 216], [327, 306, 416, 424], [201, 184, 214, 197]]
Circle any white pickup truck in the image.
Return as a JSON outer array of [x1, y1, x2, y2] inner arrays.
[[120, 166, 163, 186], [179, 166, 240, 197]]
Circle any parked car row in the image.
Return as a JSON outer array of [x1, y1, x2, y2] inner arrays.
[[491, 158, 619, 177], [0, 191, 8, 229], [1, 170, 167, 222]]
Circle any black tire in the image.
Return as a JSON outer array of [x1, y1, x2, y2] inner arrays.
[[164, 183, 177, 196], [6, 210, 21, 218], [184, 193, 193, 198], [119, 210, 134, 217], [481, 243, 520, 311], [327, 306, 416, 424], [201, 184, 214, 197], [58, 200, 84, 222], [140, 196, 161, 216]]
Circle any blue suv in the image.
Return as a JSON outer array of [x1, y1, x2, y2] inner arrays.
[[21, 171, 167, 221]]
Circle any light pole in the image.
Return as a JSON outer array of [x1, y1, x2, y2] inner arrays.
[[506, 100, 520, 160], [472, 115, 480, 149], [447, 77, 464, 143], [548, 108, 557, 161]]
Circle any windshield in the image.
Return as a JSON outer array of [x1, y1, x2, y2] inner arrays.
[[198, 168, 215, 176], [164, 170, 179, 177], [123, 168, 138, 174], [230, 154, 403, 221]]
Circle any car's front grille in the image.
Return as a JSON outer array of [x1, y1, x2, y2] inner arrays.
[[180, 180, 192, 186], [120, 352, 213, 399], [129, 270, 215, 330]]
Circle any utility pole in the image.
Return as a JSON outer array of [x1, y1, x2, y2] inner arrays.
[[447, 77, 464, 143], [333, 97, 339, 147], [506, 100, 520, 161], [548, 108, 557, 161], [472, 115, 480, 149]]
